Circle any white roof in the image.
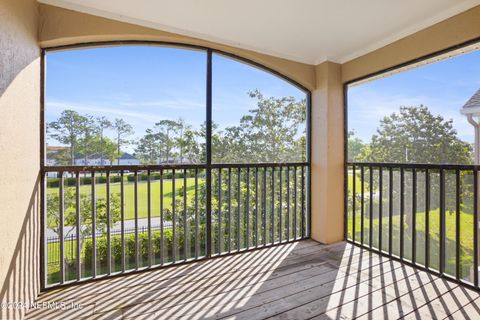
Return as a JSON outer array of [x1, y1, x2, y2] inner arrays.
[[461, 89, 480, 115]]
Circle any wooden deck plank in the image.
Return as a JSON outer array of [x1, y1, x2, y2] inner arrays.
[[123, 253, 407, 319], [260, 263, 422, 320], [402, 282, 480, 320], [25, 240, 476, 320], [446, 293, 480, 320], [38, 240, 342, 303]]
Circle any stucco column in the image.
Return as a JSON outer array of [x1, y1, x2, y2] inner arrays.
[[310, 61, 344, 244]]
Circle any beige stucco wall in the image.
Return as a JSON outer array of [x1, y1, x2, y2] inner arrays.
[[342, 5, 480, 83], [38, 4, 316, 91], [311, 62, 344, 244], [0, 0, 41, 319]]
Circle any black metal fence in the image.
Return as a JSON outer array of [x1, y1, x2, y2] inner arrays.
[[43, 163, 310, 287], [346, 162, 479, 290]]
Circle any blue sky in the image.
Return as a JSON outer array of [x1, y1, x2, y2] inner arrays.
[[348, 49, 480, 143], [47, 45, 480, 151], [45, 45, 306, 152]]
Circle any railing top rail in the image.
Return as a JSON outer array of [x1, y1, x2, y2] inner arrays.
[[211, 162, 308, 169], [43, 164, 205, 172], [43, 162, 309, 173], [347, 162, 478, 171]]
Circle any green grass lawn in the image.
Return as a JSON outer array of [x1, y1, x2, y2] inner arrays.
[[47, 177, 206, 220], [346, 171, 475, 279], [347, 208, 475, 279], [347, 170, 369, 191]]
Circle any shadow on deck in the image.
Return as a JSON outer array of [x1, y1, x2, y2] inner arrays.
[[26, 240, 480, 319]]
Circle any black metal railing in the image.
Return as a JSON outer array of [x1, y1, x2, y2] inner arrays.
[[43, 162, 310, 287], [346, 162, 479, 289]]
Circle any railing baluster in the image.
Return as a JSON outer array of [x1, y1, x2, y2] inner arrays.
[[75, 171, 80, 280], [172, 169, 176, 263], [121, 170, 125, 272], [425, 169, 430, 269], [412, 168, 417, 264], [59, 172, 65, 283], [279, 167, 283, 243], [237, 167, 241, 251], [379, 167, 383, 251], [293, 166, 297, 240], [218, 168, 222, 254], [194, 168, 199, 259], [106, 170, 111, 274], [184, 169, 188, 260], [440, 168, 445, 275], [287, 166, 290, 241], [474, 169, 478, 287], [246, 167, 250, 249], [134, 171, 139, 270], [388, 168, 393, 256], [255, 167, 258, 248], [352, 165, 356, 243], [91, 171, 96, 277], [147, 169, 152, 267], [160, 169, 164, 264], [271, 167, 275, 243], [456, 169, 460, 280], [263, 167, 267, 246], [228, 168, 232, 252], [301, 165, 305, 239], [369, 166, 373, 248], [360, 166, 364, 245], [307, 164, 311, 238], [400, 167, 404, 259]]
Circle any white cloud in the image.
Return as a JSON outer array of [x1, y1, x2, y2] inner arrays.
[[119, 99, 204, 109], [46, 100, 172, 123]]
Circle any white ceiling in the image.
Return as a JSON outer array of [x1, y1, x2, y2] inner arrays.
[[38, 0, 480, 64]]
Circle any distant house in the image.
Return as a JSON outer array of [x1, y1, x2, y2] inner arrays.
[[74, 152, 140, 166], [46, 146, 68, 177], [46, 145, 69, 166], [117, 152, 140, 165], [74, 153, 109, 166]]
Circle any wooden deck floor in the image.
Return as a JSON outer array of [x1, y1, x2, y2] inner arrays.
[[26, 240, 480, 319]]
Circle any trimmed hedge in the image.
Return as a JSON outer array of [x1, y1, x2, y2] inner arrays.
[[81, 226, 208, 266], [46, 175, 122, 188], [47, 171, 199, 188], [125, 171, 194, 182]]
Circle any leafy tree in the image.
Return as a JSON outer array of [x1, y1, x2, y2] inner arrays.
[[77, 115, 97, 164], [89, 136, 120, 164], [135, 129, 160, 164], [359, 106, 472, 164], [175, 118, 188, 163], [213, 90, 306, 163], [95, 116, 112, 165], [112, 118, 134, 164], [155, 120, 181, 163], [181, 129, 201, 163], [47, 188, 122, 260], [47, 148, 71, 166], [244, 90, 306, 162], [356, 106, 473, 232], [47, 110, 90, 164], [348, 130, 365, 162]]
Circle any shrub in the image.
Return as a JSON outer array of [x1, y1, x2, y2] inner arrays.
[[47, 174, 124, 188], [82, 229, 175, 265]]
